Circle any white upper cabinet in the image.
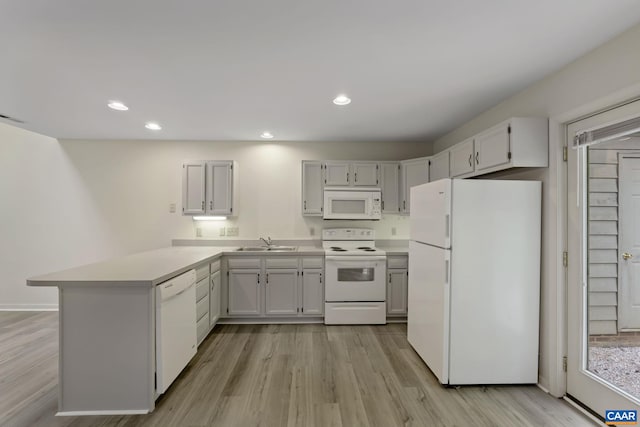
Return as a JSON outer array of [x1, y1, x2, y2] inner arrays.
[[380, 162, 401, 213], [351, 162, 379, 186], [450, 138, 475, 177], [182, 162, 206, 214], [301, 161, 323, 216], [324, 162, 350, 186], [324, 161, 379, 187], [474, 117, 548, 174], [429, 151, 450, 181], [400, 158, 430, 214], [206, 161, 233, 215], [183, 160, 234, 216]]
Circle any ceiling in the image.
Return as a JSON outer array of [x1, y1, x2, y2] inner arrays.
[[2, 1, 640, 142]]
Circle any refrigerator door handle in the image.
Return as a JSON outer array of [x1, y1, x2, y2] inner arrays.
[[445, 260, 449, 284], [445, 214, 450, 238]]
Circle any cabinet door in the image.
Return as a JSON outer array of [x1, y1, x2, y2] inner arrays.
[[475, 123, 511, 171], [401, 159, 429, 213], [302, 161, 323, 215], [352, 163, 379, 186], [210, 270, 221, 326], [207, 161, 233, 215], [387, 269, 408, 315], [450, 138, 475, 177], [228, 269, 261, 316], [265, 269, 298, 316], [324, 162, 350, 186], [182, 162, 206, 215], [380, 163, 400, 213], [430, 151, 450, 181], [301, 269, 323, 315]]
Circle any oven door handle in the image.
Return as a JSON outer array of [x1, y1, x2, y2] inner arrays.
[[325, 256, 387, 262]]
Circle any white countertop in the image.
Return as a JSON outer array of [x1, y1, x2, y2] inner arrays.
[[27, 246, 229, 287], [27, 241, 406, 288]]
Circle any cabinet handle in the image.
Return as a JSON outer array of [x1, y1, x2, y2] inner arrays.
[[320, 273, 322, 283], [355, 172, 357, 182], [304, 200, 307, 210], [201, 200, 205, 210], [266, 273, 269, 284], [382, 200, 385, 210], [468, 154, 472, 167], [475, 152, 479, 165], [210, 200, 213, 210], [257, 273, 260, 284], [347, 172, 349, 182], [389, 273, 391, 283], [403, 200, 406, 210]]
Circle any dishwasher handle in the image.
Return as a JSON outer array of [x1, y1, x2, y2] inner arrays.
[[158, 270, 196, 302]]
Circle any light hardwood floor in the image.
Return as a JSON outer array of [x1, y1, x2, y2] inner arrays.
[[0, 312, 597, 427]]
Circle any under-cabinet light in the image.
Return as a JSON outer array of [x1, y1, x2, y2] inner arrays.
[[193, 216, 227, 221]]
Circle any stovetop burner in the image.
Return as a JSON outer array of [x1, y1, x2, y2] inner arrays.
[[361, 249, 376, 252], [330, 247, 347, 252]]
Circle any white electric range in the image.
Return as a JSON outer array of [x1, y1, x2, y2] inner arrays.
[[322, 228, 387, 325]]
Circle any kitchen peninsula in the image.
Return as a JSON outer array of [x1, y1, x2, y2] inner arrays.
[[27, 246, 227, 415]]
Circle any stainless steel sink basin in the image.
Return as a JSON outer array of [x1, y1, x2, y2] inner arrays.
[[235, 246, 298, 252]]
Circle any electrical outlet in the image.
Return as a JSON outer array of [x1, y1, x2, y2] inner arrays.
[[169, 203, 176, 213], [309, 227, 315, 236], [226, 227, 239, 236], [219, 227, 226, 237], [196, 227, 202, 237], [391, 227, 397, 236]]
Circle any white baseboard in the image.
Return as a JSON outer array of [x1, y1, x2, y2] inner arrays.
[[0, 304, 58, 311]]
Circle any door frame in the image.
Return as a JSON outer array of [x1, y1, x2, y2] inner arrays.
[[566, 100, 640, 416]]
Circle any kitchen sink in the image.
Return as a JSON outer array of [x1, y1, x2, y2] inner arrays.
[[235, 246, 297, 252]]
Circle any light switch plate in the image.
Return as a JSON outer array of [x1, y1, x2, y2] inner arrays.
[[391, 227, 397, 236], [219, 227, 226, 237], [226, 227, 239, 236], [196, 227, 202, 237], [169, 203, 176, 213]]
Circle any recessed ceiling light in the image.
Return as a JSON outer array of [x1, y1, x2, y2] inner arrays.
[[260, 131, 274, 139], [107, 101, 129, 111], [145, 122, 162, 130], [333, 94, 351, 106]]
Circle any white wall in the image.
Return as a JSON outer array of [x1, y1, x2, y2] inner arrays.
[[431, 23, 640, 395], [2, 133, 430, 309], [0, 123, 119, 309]]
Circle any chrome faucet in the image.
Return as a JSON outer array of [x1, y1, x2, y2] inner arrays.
[[260, 236, 273, 247]]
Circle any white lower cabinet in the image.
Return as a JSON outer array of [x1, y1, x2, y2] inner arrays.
[[228, 269, 261, 316], [210, 268, 221, 327], [301, 269, 323, 315], [225, 256, 324, 318], [265, 269, 299, 315], [387, 256, 408, 317]]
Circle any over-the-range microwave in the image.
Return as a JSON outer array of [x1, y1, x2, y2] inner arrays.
[[323, 187, 382, 220]]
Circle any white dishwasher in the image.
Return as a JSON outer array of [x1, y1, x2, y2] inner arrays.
[[155, 269, 197, 394]]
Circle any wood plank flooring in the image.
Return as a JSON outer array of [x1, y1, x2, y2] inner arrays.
[[0, 312, 598, 427]]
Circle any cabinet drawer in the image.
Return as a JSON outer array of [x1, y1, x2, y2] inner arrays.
[[227, 257, 261, 269], [301, 257, 323, 269], [210, 260, 221, 273], [197, 314, 209, 344], [197, 294, 210, 322], [265, 257, 299, 269], [195, 264, 210, 281], [387, 256, 408, 269], [196, 277, 209, 301]]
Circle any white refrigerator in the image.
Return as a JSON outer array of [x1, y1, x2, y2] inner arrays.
[[408, 178, 541, 385]]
